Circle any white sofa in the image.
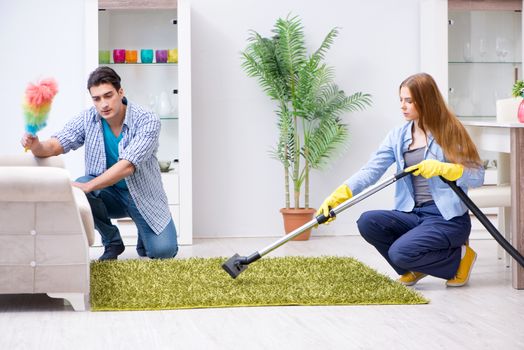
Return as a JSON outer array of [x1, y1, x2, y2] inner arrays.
[[0, 154, 94, 311]]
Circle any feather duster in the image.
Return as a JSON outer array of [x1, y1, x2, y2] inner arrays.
[[23, 78, 58, 135]]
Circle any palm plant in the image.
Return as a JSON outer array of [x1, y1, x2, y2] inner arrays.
[[242, 15, 372, 209]]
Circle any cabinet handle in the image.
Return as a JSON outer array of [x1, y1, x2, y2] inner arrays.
[[172, 19, 177, 25], [173, 89, 178, 95]]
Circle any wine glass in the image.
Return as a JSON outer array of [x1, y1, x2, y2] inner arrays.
[[463, 42, 473, 62], [148, 93, 157, 113], [479, 38, 487, 62], [496, 37, 509, 62]]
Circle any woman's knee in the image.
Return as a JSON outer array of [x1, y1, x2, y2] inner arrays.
[[357, 211, 381, 239], [388, 244, 413, 268]]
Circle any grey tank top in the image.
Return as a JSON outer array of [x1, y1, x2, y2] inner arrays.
[[403, 147, 433, 206]]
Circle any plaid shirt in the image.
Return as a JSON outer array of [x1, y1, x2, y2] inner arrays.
[[53, 101, 171, 234]]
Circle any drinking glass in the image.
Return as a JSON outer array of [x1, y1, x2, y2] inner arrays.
[[141, 49, 154, 63], [113, 49, 126, 63], [156, 49, 168, 63]]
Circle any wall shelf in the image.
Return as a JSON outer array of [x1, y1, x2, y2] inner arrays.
[[104, 63, 178, 66], [449, 61, 521, 65]]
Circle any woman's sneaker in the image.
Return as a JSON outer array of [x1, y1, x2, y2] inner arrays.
[[446, 246, 477, 287], [398, 271, 427, 286]]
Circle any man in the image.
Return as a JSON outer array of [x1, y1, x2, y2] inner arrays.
[[21, 66, 178, 261]]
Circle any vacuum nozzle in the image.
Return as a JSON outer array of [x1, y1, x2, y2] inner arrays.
[[222, 253, 248, 279], [222, 252, 262, 279]]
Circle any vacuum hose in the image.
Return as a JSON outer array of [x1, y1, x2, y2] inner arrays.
[[442, 177, 524, 268]]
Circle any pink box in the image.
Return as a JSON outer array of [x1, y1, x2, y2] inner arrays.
[[113, 49, 126, 63]]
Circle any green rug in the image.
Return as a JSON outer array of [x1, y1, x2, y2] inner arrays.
[[90, 256, 428, 311]]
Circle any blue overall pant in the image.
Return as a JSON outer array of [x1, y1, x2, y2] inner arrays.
[[356, 201, 470, 279]]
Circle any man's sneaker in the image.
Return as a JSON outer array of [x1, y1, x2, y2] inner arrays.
[[136, 239, 147, 257], [136, 248, 147, 257], [446, 245, 477, 287], [398, 271, 427, 286], [99, 243, 125, 261]]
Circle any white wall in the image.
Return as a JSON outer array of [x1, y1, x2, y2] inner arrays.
[[0, 0, 433, 239], [189, 0, 425, 237], [0, 0, 96, 179]]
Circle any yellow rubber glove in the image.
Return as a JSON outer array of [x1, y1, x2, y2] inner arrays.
[[405, 159, 464, 181], [316, 184, 353, 222]]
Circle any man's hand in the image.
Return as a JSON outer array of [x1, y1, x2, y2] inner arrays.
[[405, 159, 464, 181], [72, 181, 93, 193], [19, 136, 63, 157], [315, 184, 353, 223], [21, 133, 38, 151], [72, 160, 135, 194]]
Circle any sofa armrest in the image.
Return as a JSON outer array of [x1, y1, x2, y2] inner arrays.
[[0, 154, 65, 168], [72, 187, 95, 247]]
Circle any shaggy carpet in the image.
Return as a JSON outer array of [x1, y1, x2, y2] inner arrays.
[[90, 256, 428, 311]]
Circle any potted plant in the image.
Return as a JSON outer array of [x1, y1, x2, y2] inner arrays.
[[241, 14, 372, 240], [512, 80, 524, 123]]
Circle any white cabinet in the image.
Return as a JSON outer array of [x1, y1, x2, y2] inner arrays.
[[448, 8, 522, 119], [98, 9, 179, 160], [96, 0, 192, 245], [99, 0, 176, 9], [161, 169, 180, 231]]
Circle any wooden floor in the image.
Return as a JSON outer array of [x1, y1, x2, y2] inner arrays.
[[0, 236, 523, 350]]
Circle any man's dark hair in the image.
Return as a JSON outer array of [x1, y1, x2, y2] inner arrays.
[[87, 66, 122, 91]]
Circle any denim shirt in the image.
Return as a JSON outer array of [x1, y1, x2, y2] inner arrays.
[[344, 120, 485, 220], [52, 101, 171, 234]]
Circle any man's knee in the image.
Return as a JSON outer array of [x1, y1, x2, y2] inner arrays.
[[147, 243, 178, 259], [75, 175, 96, 184]]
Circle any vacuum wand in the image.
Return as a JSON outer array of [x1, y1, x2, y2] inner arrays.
[[222, 171, 411, 279], [441, 177, 524, 268]]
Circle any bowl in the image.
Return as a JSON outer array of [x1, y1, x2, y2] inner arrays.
[[158, 160, 171, 172]]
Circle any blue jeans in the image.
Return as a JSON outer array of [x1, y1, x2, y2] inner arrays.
[[356, 201, 470, 279], [76, 175, 178, 259]]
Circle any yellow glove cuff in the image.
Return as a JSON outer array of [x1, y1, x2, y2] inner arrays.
[[405, 159, 464, 181], [443, 163, 463, 181], [334, 184, 353, 201], [316, 184, 353, 221]]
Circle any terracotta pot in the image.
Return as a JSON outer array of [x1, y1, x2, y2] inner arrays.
[[518, 99, 524, 123], [280, 208, 316, 241]]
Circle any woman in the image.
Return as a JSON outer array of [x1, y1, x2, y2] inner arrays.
[[317, 72, 484, 287]]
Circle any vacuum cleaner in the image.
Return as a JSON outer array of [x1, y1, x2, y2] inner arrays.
[[222, 171, 524, 279], [222, 171, 412, 279]]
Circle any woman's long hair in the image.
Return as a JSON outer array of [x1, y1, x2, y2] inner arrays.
[[400, 73, 481, 167]]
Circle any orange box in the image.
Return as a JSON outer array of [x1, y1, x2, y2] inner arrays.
[[125, 50, 138, 63]]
